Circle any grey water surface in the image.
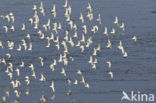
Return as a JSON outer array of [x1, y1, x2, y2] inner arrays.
[[0, 0, 156, 103]]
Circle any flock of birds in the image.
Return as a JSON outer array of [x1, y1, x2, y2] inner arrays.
[[0, 0, 138, 103]]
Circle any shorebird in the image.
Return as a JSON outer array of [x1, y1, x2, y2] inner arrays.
[[77, 70, 82, 75], [25, 76, 30, 85], [32, 4, 37, 11], [97, 14, 102, 24], [19, 61, 25, 67], [25, 88, 30, 96], [39, 57, 44, 66], [67, 88, 72, 96], [106, 39, 112, 49], [87, 3, 92, 12], [73, 79, 78, 85], [110, 28, 116, 35], [0, 41, 4, 48], [119, 22, 125, 31], [132, 36, 137, 42], [80, 76, 86, 84], [3, 26, 8, 33], [107, 61, 111, 68], [91, 25, 99, 34], [50, 81, 55, 93], [80, 13, 84, 23], [67, 79, 71, 85], [6, 53, 11, 58], [61, 68, 66, 76], [92, 48, 97, 56], [26, 34, 31, 39], [40, 94, 47, 102], [29, 18, 33, 24], [104, 27, 108, 36], [39, 74, 46, 82], [63, 0, 68, 8], [15, 68, 20, 77], [85, 83, 90, 88], [123, 51, 128, 57], [114, 16, 119, 25], [28, 42, 32, 51], [14, 90, 21, 98], [21, 24, 26, 31], [10, 25, 15, 32], [82, 25, 87, 34], [108, 72, 114, 79], [51, 5, 56, 18]]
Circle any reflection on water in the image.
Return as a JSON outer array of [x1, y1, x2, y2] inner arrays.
[[0, 0, 156, 103]]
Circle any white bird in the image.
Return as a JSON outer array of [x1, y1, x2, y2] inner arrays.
[[132, 36, 137, 42], [14, 90, 21, 98], [58, 22, 62, 30], [32, 5, 37, 11], [123, 52, 128, 57], [5, 15, 10, 22], [51, 5, 56, 18], [25, 76, 30, 85], [104, 27, 108, 36], [32, 71, 37, 79], [91, 25, 99, 34], [82, 25, 87, 34], [114, 16, 119, 25], [63, 0, 68, 8], [21, 39, 27, 50], [50, 81, 55, 93], [106, 39, 112, 49], [92, 64, 96, 70], [67, 79, 71, 85], [120, 22, 125, 31], [80, 76, 85, 84], [97, 14, 102, 24], [17, 44, 22, 51], [73, 79, 78, 85], [3, 26, 8, 33], [0, 41, 4, 48], [10, 25, 15, 32], [60, 68, 66, 76], [73, 31, 78, 38], [21, 24, 26, 31], [28, 42, 32, 51], [108, 72, 113, 79], [19, 61, 25, 67], [79, 13, 84, 23], [107, 61, 111, 68], [15, 68, 20, 77], [6, 53, 11, 58], [25, 88, 30, 96], [110, 28, 116, 35], [29, 18, 33, 24], [51, 94, 55, 101], [88, 56, 93, 64], [92, 48, 97, 56], [85, 83, 90, 88], [26, 34, 31, 39], [77, 70, 82, 75], [80, 45, 85, 52], [87, 3, 92, 12], [40, 94, 47, 102], [67, 88, 72, 96], [39, 74, 46, 82], [96, 44, 101, 51], [39, 57, 44, 66]]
